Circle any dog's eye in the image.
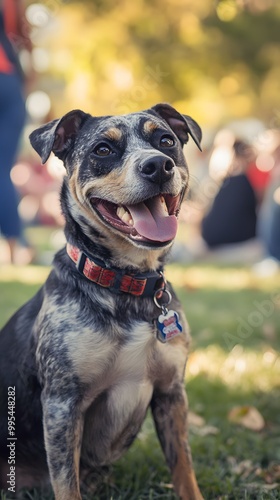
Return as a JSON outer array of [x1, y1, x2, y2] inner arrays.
[[160, 135, 175, 148], [93, 143, 113, 156]]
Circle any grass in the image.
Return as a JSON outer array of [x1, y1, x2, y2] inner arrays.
[[0, 254, 279, 499]]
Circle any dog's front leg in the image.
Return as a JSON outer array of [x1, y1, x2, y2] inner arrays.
[[151, 383, 203, 500], [42, 391, 84, 500]]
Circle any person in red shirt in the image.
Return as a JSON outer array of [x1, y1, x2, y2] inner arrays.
[[0, 0, 32, 263]]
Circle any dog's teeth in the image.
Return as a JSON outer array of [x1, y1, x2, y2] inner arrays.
[[122, 211, 133, 225], [160, 196, 168, 214], [117, 206, 133, 225], [117, 206, 126, 219]]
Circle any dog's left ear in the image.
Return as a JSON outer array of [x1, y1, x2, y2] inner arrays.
[[151, 103, 202, 151], [29, 109, 90, 164]]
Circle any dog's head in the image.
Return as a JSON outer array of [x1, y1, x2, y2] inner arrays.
[[30, 103, 201, 255]]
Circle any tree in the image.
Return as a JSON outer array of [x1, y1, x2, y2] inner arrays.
[[30, 0, 280, 126]]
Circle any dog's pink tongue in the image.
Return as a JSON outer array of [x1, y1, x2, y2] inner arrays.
[[127, 196, 178, 242]]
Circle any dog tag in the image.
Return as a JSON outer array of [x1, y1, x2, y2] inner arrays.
[[156, 309, 183, 343]]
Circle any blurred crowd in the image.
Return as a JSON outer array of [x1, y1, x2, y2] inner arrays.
[[177, 126, 280, 274]]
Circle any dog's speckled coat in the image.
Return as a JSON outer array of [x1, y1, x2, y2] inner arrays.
[[0, 104, 203, 500]]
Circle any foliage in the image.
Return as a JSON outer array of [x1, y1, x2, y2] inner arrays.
[[31, 0, 280, 126]]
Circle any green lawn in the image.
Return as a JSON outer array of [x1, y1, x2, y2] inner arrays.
[[0, 262, 279, 500]]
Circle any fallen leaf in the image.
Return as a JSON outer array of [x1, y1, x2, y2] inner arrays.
[[188, 411, 205, 427], [231, 459, 254, 478], [159, 482, 174, 489], [263, 464, 280, 484], [228, 406, 265, 431]]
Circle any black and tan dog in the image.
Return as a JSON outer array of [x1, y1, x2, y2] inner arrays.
[[0, 103, 203, 500]]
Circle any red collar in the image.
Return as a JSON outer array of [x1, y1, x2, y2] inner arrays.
[[66, 243, 165, 297]]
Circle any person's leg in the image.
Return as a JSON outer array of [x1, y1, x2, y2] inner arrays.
[[267, 185, 280, 261], [0, 73, 26, 261], [257, 183, 275, 250]]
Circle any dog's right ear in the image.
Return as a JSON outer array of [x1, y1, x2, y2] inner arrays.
[[29, 110, 90, 164]]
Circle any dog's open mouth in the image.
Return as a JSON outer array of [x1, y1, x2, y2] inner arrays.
[[90, 193, 182, 244]]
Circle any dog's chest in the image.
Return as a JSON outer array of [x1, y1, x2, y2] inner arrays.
[[63, 295, 189, 383], [79, 318, 188, 466], [68, 319, 156, 386]]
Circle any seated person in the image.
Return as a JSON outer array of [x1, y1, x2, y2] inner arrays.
[[201, 140, 257, 248]]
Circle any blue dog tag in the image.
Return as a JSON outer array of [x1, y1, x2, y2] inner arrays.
[[156, 309, 183, 343]]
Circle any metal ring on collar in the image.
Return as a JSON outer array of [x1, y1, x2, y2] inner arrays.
[[153, 288, 172, 309]]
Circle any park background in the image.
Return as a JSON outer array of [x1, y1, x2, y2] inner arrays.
[[1, 0, 280, 498]]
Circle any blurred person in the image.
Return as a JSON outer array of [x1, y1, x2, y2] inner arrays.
[[0, 0, 32, 263], [254, 130, 280, 275], [201, 139, 257, 248]]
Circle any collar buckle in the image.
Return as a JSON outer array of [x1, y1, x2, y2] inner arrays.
[[75, 250, 87, 275], [134, 271, 164, 298]]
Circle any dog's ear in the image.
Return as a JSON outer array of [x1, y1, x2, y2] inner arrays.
[[151, 103, 202, 151], [29, 110, 89, 164]]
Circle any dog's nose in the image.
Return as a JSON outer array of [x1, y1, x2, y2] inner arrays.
[[139, 156, 174, 184]]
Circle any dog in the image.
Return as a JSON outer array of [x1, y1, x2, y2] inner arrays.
[[0, 103, 203, 500]]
